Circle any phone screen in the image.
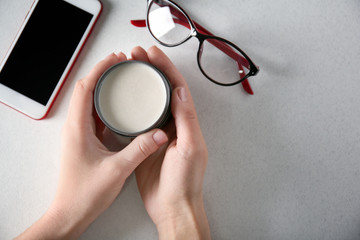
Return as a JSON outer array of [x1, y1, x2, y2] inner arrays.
[[0, 0, 93, 106]]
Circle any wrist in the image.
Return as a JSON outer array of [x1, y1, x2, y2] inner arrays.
[[43, 206, 87, 240], [156, 199, 211, 240], [14, 206, 86, 240]]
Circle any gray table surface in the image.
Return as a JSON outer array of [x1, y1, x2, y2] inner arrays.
[[1, 0, 360, 239]]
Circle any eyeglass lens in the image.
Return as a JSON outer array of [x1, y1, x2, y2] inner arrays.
[[148, 0, 191, 46], [199, 39, 250, 85], [148, 0, 251, 85]]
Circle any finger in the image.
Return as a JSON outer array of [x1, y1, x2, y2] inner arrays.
[[131, 46, 150, 62], [147, 45, 186, 89], [85, 52, 127, 91], [171, 87, 203, 145], [113, 129, 168, 177], [147, 46, 202, 143], [67, 52, 127, 127], [94, 105, 106, 140], [162, 119, 176, 141]]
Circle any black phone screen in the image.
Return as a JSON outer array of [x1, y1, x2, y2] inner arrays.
[[0, 0, 93, 105]]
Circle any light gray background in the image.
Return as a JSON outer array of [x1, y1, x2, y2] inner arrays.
[[1, 0, 360, 239]]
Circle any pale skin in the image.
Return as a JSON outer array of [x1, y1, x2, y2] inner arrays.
[[15, 46, 210, 240]]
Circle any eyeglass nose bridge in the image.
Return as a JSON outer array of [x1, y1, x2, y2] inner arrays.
[[190, 28, 198, 37]]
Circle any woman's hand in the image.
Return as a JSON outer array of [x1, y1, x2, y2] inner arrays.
[[16, 52, 168, 240], [132, 46, 211, 240]]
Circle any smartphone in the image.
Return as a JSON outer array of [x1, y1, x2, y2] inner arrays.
[[0, 0, 102, 119]]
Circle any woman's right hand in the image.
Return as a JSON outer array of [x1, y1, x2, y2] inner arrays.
[[132, 46, 211, 240]]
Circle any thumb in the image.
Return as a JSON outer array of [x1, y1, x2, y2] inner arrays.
[[172, 87, 202, 143], [114, 129, 168, 177]]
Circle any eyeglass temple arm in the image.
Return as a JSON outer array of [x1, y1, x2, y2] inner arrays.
[[130, 19, 254, 95]]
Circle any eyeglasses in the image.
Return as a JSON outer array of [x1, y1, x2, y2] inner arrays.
[[131, 0, 259, 94]]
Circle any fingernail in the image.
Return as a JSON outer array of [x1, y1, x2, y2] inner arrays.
[[177, 87, 187, 102], [152, 130, 168, 146], [106, 52, 116, 59], [116, 52, 127, 60]]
